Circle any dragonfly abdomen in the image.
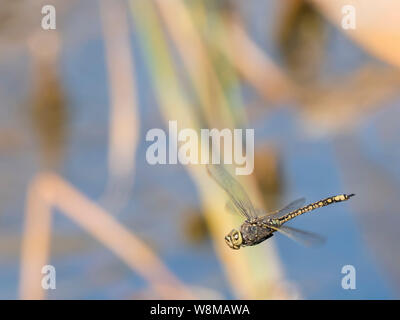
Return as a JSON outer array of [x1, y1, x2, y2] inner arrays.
[[278, 194, 355, 224]]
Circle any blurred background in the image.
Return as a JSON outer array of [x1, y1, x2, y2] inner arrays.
[[1, 0, 400, 299]]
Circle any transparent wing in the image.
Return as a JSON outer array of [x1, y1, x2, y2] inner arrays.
[[207, 164, 257, 221], [267, 224, 325, 247], [265, 198, 306, 219], [225, 199, 239, 215]]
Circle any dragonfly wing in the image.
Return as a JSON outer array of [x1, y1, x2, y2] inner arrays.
[[266, 198, 306, 219], [225, 199, 239, 215], [266, 224, 325, 247], [207, 164, 257, 221], [255, 209, 266, 216]]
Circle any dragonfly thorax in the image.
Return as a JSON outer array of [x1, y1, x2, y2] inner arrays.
[[240, 220, 275, 247]]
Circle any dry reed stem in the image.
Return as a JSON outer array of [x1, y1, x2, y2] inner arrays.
[[153, 0, 236, 129], [20, 180, 52, 300], [221, 13, 293, 102], [20, 173, 194, 299], [99, 0, 140, 212]]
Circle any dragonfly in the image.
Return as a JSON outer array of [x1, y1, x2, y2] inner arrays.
[[206, 163, 355, 249]]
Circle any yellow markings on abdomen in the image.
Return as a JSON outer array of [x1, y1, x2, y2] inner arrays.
[[279, 193, 354, 224]]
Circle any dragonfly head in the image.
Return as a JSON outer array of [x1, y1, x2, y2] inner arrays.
[[225, 229, 243, 250]]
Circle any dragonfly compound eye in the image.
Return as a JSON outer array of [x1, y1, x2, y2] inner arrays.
[[225, 229, 242, 249], [224, 235, 232, 247]]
